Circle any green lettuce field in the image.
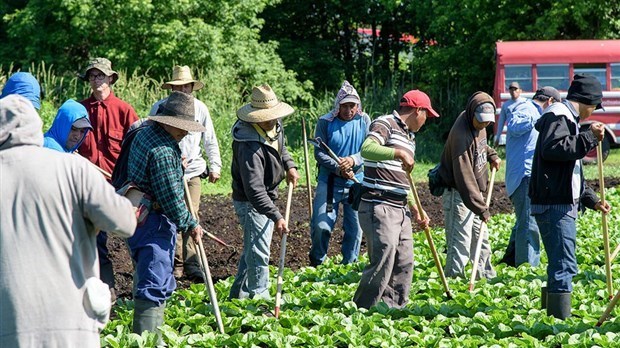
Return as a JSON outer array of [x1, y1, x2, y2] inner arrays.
[[101, 188, 620, 347]]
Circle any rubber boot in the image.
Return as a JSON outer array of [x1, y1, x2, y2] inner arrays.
[[547, 292, 571, 320], [133, 299, 166, 344], [100, 262, 117, 303], [541, 287, 547, 309]]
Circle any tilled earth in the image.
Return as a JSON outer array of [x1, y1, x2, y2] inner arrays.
[[107, 179, 619, 299]]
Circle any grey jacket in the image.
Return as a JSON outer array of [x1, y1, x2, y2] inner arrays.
[[0, 95, 136, 347], [231, 120, 296, 222]]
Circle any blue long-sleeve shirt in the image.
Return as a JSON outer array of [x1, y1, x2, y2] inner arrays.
[[314, 112, 371, 188], [505, 99, 541, 196]]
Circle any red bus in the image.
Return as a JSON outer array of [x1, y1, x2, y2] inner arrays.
[[493, 40, 620, 161]]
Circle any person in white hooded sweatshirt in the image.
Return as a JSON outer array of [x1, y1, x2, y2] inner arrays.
[[0, 94, 136, 347]]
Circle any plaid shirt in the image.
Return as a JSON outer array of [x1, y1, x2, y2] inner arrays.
[[128, 124, 197, 232]]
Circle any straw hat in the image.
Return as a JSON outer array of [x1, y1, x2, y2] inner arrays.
[[236, 84, 294, 123], [148, 91, 206, 132], [79, 58, 119, 85], [162, 65, 204, 91]]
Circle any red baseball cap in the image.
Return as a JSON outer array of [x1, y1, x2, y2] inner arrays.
[[400, 90, 439, 117]]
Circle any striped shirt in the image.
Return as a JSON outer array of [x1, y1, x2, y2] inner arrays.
[[362, 111, 415, 206], [128, 124, 197, 232]]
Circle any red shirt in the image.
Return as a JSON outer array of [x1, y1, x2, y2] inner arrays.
[[79, 91, 138, 175]]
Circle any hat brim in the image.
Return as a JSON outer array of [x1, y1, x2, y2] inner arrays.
[[72, 117, 93, 129], [339, 95, 360, 105], [148, 115, 207, 132], [236, 102, 294, 123], [162, 80, 205, 91], [427, 107, 440, 118], [475, 112, 495, 123]]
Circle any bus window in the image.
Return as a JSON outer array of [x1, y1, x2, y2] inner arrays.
[[536, 64, 569, 91], [574, 64, 606, 88], [505, 65, 532, 91], [612, 63, 620, 90]]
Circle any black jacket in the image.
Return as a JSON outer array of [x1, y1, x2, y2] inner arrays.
[[231, 120, 296, 222], [528, 101, 599, 209]]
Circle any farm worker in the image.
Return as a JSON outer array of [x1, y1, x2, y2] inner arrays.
[[229, 84, 299, 300], [125, 91, 205, 338], [43, 99, 93, 153], [0, 94, 136, 347], [78, 57, 139, 301], [150, 65, 222, 281], [353, 89, 436, 309], [309, 80, 371, 266], [494, 81, 525, 147], [0, 71, 41, 110], [530, 74, 610, 319], [499, 87, 561, 267], [437, 91, 501, 279]]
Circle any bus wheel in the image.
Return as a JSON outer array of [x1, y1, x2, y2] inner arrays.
[[582, 133, 610, 165]]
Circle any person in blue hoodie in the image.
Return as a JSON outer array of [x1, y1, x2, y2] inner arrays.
[[44, 100, 92, 153], [0, 72, 41, 110]]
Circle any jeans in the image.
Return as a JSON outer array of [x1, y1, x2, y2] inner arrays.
[[229, 200, 274, 300], [309, 181, 362, 265], [443, 188, 496, 279], [533, 208, 577, 293], [353, 200, 413, 309], [505, 177, 541, 266], [127, 211, 177, 305]]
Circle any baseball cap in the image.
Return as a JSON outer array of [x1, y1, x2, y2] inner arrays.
[[72, 117, 93, 129], [508, 81, 520, 89], [474, 102, 495, 123], [533, 86, 561, 102], [567, 74, 604, 110], [399, 90, 439, 117], [339, 94, 360, 105]]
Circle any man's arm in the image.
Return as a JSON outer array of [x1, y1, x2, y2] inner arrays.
[[313, 118, 340, 174], [198, 101, 222, 175], [538, 114, 598, 161]]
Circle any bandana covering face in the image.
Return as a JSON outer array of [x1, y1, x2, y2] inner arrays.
[[331, 80, 363, 118]]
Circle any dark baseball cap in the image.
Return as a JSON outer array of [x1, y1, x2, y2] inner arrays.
[[533, 86, 561, 102], [567, 74, 604, 110]]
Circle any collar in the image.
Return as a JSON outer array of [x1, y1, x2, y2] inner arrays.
[[86, 90, 115, 105], [562, 100, 580, 122], [391, 110, 409, 132]]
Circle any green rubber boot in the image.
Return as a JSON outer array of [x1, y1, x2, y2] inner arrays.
[[133, 299, 166, 344], [547, 292, 571, 320]]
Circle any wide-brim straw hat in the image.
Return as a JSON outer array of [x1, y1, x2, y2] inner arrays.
[[162, 65, 204, 91], [236, 84, 294, 123], [148, 91, 206, 132], [79, 57, 119, 85]]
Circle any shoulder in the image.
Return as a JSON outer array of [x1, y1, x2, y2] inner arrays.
[[108, 94, 137, 113]]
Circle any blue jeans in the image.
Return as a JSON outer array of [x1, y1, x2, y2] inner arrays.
[[506, 177, 540, 266], [309, 181, 362, 265], [127, 211, 177, 305], [229, 200, 274, 300], [534, 208, 577, 293]]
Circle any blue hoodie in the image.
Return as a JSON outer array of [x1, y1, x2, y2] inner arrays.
[[0, 72, 41, 110], [44, 99, 91, 153]]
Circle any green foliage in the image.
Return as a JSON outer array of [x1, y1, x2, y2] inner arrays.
[[1, 0, 311, 103], [101, 188, 620, 347]]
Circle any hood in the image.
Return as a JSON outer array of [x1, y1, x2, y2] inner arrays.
[[0, 72, 41, 110], [328, 80, 363, 119], [44, 99, 90, 152], [0, 94, 43, 151], [463, 91, 496, 128], [232, 119, 282, 144]]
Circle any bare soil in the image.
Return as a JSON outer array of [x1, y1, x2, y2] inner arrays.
[[106, 179, 619, 299]]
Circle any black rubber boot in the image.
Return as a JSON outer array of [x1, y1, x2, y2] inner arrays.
[[547, 292, 571, 320], [133, 299, 166, 344], [541, 287, 547, 309]]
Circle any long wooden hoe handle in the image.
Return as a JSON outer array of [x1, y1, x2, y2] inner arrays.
[[596, 288, 620, 326], [408, 175, 453, 299], [275, 184, 294, 318], [302, 118, 314, 218], [597, 144, 613, 299], [183, 179, 225, 334], [469, 167, 496, 292]]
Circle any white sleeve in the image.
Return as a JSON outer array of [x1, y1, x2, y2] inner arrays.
[[197, 101, 222, 174]]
